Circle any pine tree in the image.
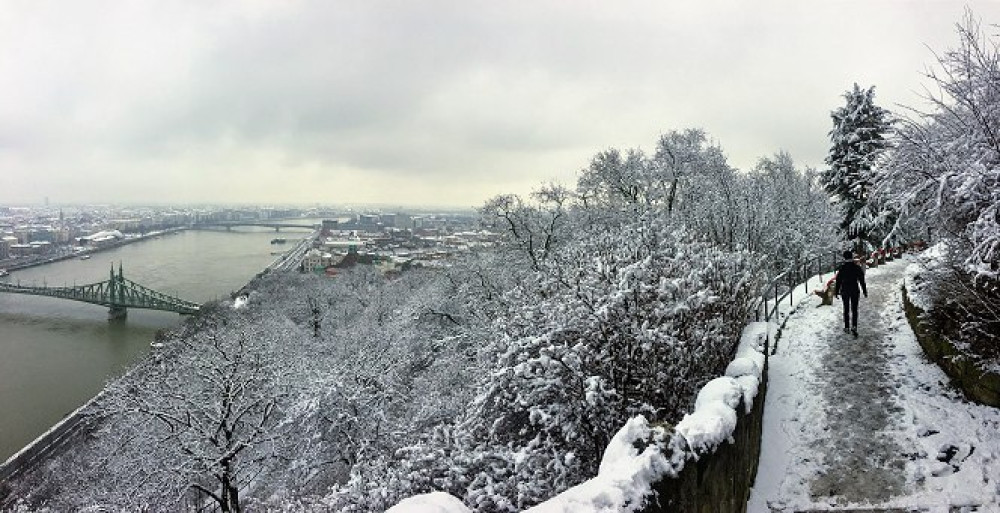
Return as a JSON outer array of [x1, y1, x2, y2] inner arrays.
[[822, 84, 892, 250]]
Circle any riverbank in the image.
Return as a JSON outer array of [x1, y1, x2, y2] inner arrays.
[[1, 227, 186, 273]]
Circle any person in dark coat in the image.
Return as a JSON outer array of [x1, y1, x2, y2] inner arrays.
[[835, 250, 868, 336]]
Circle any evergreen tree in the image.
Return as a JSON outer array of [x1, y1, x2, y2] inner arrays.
[[822, 84, 892, 250]]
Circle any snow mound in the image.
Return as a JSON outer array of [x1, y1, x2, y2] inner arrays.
[[674, 377, 742, 452], [526, 416, 674, 513], [385, 492, 471, 513], [725, 321, 772, 379]]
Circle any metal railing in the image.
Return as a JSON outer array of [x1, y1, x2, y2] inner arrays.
[[754, 244, 913, 325], [755, 251, 841, 324]]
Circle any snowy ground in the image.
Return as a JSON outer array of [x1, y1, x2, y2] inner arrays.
[[748, 257, 1000, 512]]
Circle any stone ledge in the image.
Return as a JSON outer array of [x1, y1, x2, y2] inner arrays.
[[902, 285, 1000, 408], [643, 368, 766, 513]]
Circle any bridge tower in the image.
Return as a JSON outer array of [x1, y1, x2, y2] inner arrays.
[[108, 263, 127, 320]]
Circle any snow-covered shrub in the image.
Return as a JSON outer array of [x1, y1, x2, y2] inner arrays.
[[438, 211, 758, 510]]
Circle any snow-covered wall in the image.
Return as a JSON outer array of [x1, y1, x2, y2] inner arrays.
[[522, 321, 775, 513], [903, 265, 1000, 408]]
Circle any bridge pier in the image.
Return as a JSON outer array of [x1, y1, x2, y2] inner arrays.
[[108, 306, 127, 320]]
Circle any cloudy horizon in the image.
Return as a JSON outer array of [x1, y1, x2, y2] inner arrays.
[[2, 1, 999, 208]]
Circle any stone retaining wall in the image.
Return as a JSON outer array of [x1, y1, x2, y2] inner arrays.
[[0, 408, 91, 489], [645, 361, 767, 513], [902, 285, 1000, 407]]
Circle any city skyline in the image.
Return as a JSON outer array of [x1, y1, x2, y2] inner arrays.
[[3, 1, 1000, 207]]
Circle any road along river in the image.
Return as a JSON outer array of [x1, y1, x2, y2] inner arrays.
[[0, 227, 311, 462]]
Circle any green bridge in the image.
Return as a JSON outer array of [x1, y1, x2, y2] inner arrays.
[[0, 264, 201, 319]]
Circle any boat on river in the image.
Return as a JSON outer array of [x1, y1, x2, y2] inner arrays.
[[79, 254, 91, 260], [270, 238, 287, 245], [0, 268, 8, 278]]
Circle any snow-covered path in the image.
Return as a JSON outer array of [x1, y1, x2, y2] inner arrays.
[[748, 258, 1000, 512]]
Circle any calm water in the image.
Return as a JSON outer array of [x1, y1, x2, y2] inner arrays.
[[0, 228, 311, 461]]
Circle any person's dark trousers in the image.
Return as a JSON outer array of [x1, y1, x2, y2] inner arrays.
[[842, 291, 860, 330]]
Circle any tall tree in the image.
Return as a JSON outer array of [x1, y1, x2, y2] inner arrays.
[[822, 84, 893, 249]]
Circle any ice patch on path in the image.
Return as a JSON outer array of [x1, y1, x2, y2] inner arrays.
[[385, 492, 471, 513]]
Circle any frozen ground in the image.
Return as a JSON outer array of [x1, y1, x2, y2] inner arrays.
[[748, 257, 1000, 512]]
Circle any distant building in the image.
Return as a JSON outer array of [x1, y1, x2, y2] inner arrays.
[[303, 248, 342, 273], [0, 238, 10, 259], [108, 218, 142, 232], [29, 241, 52, 254], [9, 244, 35, 257]]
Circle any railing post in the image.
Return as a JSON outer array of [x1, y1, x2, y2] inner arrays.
[[773, 281, 779, 318], [791, 265, 796, 306]]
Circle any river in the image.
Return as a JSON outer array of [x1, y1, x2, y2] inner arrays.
[[0, 227, 312, 462]]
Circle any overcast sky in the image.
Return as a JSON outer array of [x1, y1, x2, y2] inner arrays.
[[2, 1, 999, 208]]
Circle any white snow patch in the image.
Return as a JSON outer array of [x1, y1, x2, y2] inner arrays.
[[527, 416, 673, 513], [598, 416, 660, 475], [880, 283, 1000, 509], [674, 377, 742, 452], [385, 492, 471, 513], [903, 242, 948, 311]]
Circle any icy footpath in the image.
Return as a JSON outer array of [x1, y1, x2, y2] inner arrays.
[[749, 258, 1000, 512]]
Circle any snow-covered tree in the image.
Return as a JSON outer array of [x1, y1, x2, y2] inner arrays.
[[877, 14, 1000, 279], [822, 83, 893, 248], [861, 11, 1000, 358], [747, 152, 842, 268]]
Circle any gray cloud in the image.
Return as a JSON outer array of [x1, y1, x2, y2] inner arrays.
[[2, 0, 999, 206]]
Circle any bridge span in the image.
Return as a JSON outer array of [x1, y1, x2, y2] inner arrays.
[[0, 264, 201, 319], [190, 221, 318, 231]]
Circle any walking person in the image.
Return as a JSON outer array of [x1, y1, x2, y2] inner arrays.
[[835, 250, 868, 337]]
